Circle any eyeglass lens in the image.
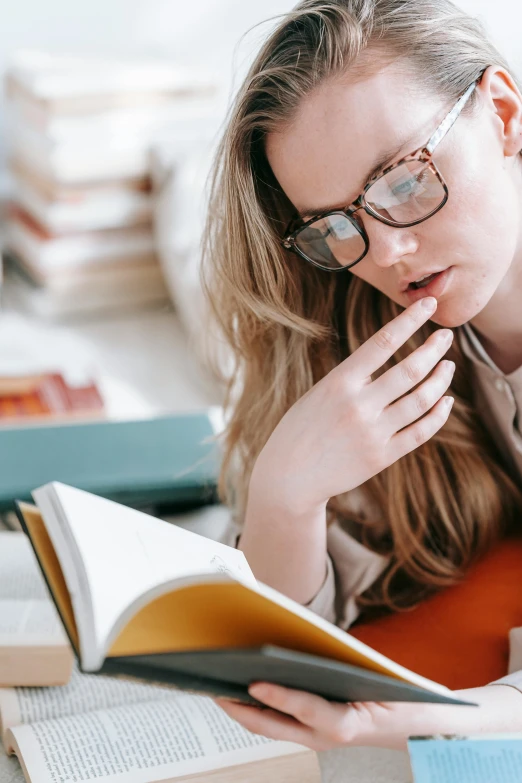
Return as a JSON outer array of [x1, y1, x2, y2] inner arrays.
[[293, 160, 446, 270]]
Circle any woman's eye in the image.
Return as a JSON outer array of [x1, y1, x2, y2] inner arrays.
[[322, 221, 352, 240], [393, 169, 428, 196]]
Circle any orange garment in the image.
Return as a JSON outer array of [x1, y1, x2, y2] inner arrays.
[[349, 538, 522, 690]]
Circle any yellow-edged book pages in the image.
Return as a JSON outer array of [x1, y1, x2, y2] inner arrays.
[[14, 482, 472, 708]]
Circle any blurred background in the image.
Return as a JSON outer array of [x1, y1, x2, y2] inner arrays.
[[0, 0, 520, 487]]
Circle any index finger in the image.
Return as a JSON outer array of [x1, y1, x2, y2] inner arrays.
[[349, 296, 438, 380]]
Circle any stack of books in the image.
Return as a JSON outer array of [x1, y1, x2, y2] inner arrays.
[[3, 50, 217, 318]]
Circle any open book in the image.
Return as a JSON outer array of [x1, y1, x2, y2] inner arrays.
[[15, 482, 473, 707], [0, 664, 319, 783], [0, 532, 73, 686], [408, 734, 522, 782]]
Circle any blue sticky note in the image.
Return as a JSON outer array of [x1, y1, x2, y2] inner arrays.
[[408, 734, 522, 783]]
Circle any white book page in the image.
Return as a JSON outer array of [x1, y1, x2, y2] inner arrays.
[[0, 663, 177, 734], [408, 734, 522, 783], [0, 532, 67, 646], [0, 533, 50, 600], [33, 483, 256, 669], [0, 600, 65, 643], [10, 694, 303, 783]]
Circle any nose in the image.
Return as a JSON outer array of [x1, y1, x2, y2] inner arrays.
[[357, 211, 419, 269]]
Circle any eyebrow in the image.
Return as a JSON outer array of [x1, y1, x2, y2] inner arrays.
[[295, 133, 419, 218]]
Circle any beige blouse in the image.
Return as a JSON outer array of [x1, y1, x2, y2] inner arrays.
[[225, 321, 522, 691]]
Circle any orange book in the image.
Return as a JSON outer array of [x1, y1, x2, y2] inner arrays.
[[0, 373, 104, 423]]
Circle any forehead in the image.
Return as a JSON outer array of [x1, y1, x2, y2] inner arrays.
[[265, 62, 445, 215]]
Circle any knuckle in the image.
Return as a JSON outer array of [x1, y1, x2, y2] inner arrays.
[[413, 423, 426, 447], [373, 328, 395, 352], [327, 369, 356, 402], [294, 703, 317, 725], [330, 717, 356, 745], [414, 390, 429, 415], [402, 359, 423, 384], [344, 399, 369, 427]]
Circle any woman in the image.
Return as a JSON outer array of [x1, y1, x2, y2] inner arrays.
[[202, 0, 522, 750]]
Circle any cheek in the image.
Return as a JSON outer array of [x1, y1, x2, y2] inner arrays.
[[425, 178, 518, 326], [442, 135, 520, 263], [354, 153, 521, 320], [346, 260, 395, 302]]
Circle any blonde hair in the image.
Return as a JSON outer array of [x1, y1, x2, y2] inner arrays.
[[202, 0, 522, 613]]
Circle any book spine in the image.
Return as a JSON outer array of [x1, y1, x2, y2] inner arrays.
[[0, 374, 105, 421]]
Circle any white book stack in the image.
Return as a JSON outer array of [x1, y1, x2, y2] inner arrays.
[[3, 50, 218, 318]]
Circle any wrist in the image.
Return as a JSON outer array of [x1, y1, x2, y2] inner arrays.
[[410, 685, 522, 740], [248, 458, 327, 523]]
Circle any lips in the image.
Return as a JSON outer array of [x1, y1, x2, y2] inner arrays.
[[403, 267, 454, 303], [408, 273, 439, 290], [400, 269, 447, 293]]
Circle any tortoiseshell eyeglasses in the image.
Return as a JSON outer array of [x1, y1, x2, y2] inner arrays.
[[282, 76, 482, 271]]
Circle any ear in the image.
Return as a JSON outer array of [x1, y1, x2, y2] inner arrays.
[[477, 65, 522, 159]]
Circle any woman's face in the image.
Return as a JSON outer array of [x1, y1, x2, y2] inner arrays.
[[266, 62, 522, 328]]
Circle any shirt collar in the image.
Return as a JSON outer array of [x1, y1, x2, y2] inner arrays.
[[458, 321, 522, 395]]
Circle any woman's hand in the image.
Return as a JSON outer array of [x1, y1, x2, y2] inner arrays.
[[216, 682, 522, 752], [239, 294, 455, 604], [251, 295, 455, 516]]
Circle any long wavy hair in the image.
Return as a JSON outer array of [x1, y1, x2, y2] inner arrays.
[[202, 0, 522, 613]]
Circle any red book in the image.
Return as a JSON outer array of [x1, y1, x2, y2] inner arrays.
[[0, 373, 105, 423]]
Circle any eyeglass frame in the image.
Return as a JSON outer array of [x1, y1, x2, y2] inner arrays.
[[281, 74, 483, 272]]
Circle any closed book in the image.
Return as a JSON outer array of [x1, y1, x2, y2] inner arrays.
[[6, 206, 156, 269], [0, 410, 222, 512], [0, 531, 73, 687], [8, 96, 218, 144], [16, 482, 474, 710], [9, 159, 152, 200], [9, 165, 153, 233], [8, 121, 154, 183], [4, 256, 170, 319], [0, 372, 104, 423], [6, 246, 159, 286], [6, 51, 216, 109]]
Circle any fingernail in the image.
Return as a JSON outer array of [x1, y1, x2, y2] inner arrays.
[[443, 396, 455, 409], [438, 329, 453, 343], [422, 297, 437, 311], [248, 684, 268, 698]]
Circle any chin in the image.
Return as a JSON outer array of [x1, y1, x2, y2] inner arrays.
[[430, 297, 485, 328]]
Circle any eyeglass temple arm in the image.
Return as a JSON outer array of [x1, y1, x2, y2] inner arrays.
[[425, 79, 479, 155]]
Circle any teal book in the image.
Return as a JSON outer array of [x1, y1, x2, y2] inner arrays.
[[0, 408, 222, 512], [408, 734, 522, 783]]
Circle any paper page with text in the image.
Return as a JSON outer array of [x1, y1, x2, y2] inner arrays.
[[8, 693, 304, 783], [0, 532, 69, 647], [33, 483, 257, 670], [0, 663, 177, 739], [408, 733, 522, 783], [0, 601, 65, 643], [0, 532, 50, 601]]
